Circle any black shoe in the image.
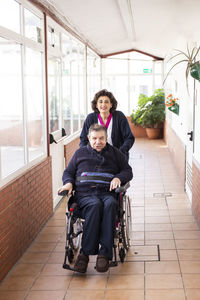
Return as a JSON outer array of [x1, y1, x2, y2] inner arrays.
[[96, 255, 109, 272], [74, 253, 89, 273]]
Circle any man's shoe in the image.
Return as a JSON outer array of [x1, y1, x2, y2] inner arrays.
[[96, 255, 109, 272], [74, 253, 89, 273]]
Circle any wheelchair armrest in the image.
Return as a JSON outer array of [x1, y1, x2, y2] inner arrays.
[[115, 182, 130, 193]]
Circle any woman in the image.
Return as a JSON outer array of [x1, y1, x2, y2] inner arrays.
[[80, 89, 135, 159]]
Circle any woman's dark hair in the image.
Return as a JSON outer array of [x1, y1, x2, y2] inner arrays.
[[91, 89, 118, 113]]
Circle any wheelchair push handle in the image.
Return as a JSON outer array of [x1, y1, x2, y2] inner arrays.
[[58, 189, 69, 196], [115, 182, 130, 193]]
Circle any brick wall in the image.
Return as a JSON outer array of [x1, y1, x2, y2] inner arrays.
[[64, 137, 80, 166], [0, 157, 53, 282], [164, 121, 186, 185], [192, 159, 200, 226]]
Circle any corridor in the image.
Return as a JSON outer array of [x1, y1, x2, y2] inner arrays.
[[0, 138, 200, 300]]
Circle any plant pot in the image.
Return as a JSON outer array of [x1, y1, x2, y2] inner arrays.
[[168, 103, 179, 115], [145, 128, 161, 139], [190, 61, 200, 82]]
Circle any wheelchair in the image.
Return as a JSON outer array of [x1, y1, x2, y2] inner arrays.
[[59, 182, 132, 271]]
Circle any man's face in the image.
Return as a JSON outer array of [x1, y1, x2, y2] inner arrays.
[[88, 130, 107, 152]]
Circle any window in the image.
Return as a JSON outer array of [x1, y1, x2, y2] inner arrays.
[[0, 1, 46, 185], [25, 47, 45, 161], [87, 49, 101, 113], [102, 52, 163, 114], [0, 0, 20, 33], [24, 8, 42, 43], [47, 18, 87, 136], [0, 39, 24, 178]]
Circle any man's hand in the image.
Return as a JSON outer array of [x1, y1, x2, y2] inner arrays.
[[57, 182, 73, 196], [109, 177, 121, 191]]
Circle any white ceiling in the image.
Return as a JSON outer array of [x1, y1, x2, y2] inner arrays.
[[41, 0, 200, 58]]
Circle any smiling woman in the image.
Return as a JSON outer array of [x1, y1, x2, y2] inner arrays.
[[80, 89, 135, 159]]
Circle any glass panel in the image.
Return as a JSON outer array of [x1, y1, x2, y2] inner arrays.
[[62, 33, 71, 56], [24, 8, 42, 43], [103, 75, 128, 115], [130, 75, 153, 110], [105, 58, 128, 74], [154, 75, 162, 90], [71, 41, 79, 132], [87, 51, 101, 113], [48, 59, 60, 132], [130, 60, 153, 74], [155, 61, 162, 73], [47, 26, 60, 49], [79, 45, 86, 125], [62, 35, 71, 136], [25, 47, 45, 161], [0, 38, 24, 178], [0, 0, 20, 33]]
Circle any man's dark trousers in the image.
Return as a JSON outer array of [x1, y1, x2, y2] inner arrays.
[[77, 192, 117, 260]]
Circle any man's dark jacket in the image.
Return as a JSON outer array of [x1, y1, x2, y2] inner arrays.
[[79, 111, 135, 157], [62, 143, 133, 197]]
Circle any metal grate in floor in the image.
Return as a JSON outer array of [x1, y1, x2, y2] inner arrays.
[[124, 245, 160, 262]]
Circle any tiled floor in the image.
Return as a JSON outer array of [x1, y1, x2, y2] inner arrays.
[[1, 138, 200, 300]]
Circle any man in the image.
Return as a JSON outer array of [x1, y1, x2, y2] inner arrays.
[[58, 124, 133, 273]]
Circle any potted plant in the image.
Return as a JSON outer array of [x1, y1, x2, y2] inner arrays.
[[163, 45, 200, 88], [131, 89, 165, 139]]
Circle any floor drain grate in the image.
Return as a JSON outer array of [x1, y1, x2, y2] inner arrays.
[[125, 245, 160, 262]]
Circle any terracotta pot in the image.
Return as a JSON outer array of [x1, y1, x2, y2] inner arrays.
[[126, 116, 147, 138], [145, 128, 161, 139]]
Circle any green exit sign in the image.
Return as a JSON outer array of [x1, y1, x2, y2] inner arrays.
[[143, 68, 152, 73]]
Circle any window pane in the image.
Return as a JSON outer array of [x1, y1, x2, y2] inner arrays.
[[25, 47, 45, 161], [105, 58, 128, 74], [0, 0, 20, 33], [0, 38, 24, 178], [24, 8, 42, 43], [87, 51, 101, 113], [48, 59, 60, 132], [103, 76, 128, 115], [155, 75, 162, 90], [47, 26, 60, 49], [155, 61, 162, 73], [130, 75, 153, 109], [130, 60, 153, 74], [62, 45, 71, 135]]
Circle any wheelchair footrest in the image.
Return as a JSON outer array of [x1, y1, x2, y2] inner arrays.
[[63, 263, 75, 271], [109, 261, 118, 267]]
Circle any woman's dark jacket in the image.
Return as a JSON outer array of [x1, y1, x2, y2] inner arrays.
[[62, 143, 133, 198], [79, 111, 135, 157]]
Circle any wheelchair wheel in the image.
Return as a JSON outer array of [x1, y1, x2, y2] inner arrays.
[[119, 247, 126, 263], [121, 194, 131, 250], [67, 248, 74, 264], [69, 217, 82, 251]]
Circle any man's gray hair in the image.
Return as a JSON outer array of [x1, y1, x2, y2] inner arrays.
[[88, 124, 107, 137]]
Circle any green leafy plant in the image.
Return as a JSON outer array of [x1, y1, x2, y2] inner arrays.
[[163, 45, 200, 87], [131, 89, 165, 128]]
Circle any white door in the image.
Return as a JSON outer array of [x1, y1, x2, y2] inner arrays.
[[185, 78, 195, 202]]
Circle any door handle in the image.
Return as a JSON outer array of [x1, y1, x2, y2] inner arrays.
[[187, 131, 193, 141]]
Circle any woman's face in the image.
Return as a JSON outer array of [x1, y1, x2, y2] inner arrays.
[[96, 96, 112, 114]]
